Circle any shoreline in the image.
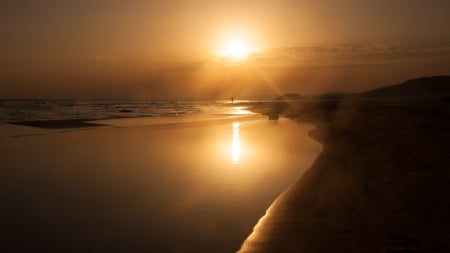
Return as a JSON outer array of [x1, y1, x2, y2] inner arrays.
[[239, 99, 450, 252], [0, 112, 322, 252], [9, 119, 107, 129]]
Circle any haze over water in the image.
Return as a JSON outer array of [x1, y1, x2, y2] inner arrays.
[[0, 108, 322, 252]]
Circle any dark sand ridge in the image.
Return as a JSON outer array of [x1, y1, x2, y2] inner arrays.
[[9, 119, 107, 129], [239, 76, 450, 252]]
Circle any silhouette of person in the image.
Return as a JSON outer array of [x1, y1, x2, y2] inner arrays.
[[231, 97, 234, 103]]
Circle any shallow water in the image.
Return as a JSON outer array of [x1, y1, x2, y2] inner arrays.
[[0, 99, 248, 122], [0, 113, 321, 252]]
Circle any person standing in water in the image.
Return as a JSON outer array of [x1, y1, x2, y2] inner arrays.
[[231, 97, 234, 103]]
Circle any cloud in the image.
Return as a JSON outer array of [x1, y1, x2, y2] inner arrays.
[[258, 43, 450, 59]]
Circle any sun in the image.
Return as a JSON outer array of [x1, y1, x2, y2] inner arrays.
[[216, 37, 255, 61]]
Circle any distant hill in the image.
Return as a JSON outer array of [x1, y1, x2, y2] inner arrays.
[[362, 76, 450, 100], [275, 76, 450, 102], [275, 93, 304, 100], [276, 92, 354, 101], [317, 92, 355, 100]]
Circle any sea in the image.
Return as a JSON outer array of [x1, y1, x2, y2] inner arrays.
[[0, 99, 252, 123], [0, 99, 322, 252]]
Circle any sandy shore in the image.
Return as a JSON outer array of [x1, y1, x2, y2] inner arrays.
[[0, 114, 321, 252], [239, 99, 450, 252], [9, 119, 107, 129]]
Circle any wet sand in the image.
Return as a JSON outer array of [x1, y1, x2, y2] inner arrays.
[[239, 100, 450, 252], [0, 114, 321, 252], [10, 119, 107, 129]]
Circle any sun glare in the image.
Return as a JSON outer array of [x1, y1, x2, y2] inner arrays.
[[231, 122, 241, 165], [216, 37, 255, 61]]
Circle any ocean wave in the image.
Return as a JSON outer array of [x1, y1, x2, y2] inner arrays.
[[0, 100, 233, 123]]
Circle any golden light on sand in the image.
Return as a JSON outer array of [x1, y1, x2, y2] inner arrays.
[[216, 37, 256, 61], [231, 122, 241, 165]]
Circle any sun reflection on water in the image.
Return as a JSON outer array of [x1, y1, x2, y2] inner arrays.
[[232, 106, 253, 115], [231, 122, 241, 165]]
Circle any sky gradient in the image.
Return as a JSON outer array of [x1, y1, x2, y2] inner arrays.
[[1, 0, 449, 99]]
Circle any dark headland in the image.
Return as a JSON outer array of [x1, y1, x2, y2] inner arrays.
[[239, 76, 450, 253]]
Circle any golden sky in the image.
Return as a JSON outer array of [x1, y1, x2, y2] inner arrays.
[[1, 0, 449, 99]]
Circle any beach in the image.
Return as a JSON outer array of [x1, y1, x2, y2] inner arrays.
[[2, 0, 449, 250], [0, 111, 321, 252], [239, 99, 450, 252], [1, 78, 449, 253]]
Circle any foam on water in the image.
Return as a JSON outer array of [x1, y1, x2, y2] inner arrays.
[[0, 100, 242, 122]]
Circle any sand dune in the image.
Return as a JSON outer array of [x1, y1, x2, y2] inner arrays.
[[239, 76, 450, 252]]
